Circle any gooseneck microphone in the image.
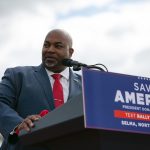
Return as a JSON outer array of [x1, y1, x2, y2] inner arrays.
[[62, 58, 87, 67], [62, 59, 88, 71], [62, 58, 108, 72]]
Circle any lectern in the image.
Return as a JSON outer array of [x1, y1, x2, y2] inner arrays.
[[19, 68, 150, 150], [19, 94, 150, 150]]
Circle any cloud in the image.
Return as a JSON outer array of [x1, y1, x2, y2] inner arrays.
[[131, 48, 150, 76], [0, 0, 65, 16], [0, 0, 150, 79], [55, 0, 150, 76], [1, 0, 150, 142]]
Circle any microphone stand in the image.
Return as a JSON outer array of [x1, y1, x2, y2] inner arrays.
[[62, 59, 108, 72], [72, 63, 108, 72]]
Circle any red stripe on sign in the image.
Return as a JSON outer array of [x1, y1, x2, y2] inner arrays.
[[114, 110, 150, 121]]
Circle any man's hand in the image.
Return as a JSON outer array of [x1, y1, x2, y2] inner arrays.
[[17, 115, 41, 132], [8, 110, 49, 144]]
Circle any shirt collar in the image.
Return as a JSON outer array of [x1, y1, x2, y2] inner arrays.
[[46, 67, 70, 80]]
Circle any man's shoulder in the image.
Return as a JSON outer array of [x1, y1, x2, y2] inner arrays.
[[6, 65, 41, 73], [3, 65, 43, 79]]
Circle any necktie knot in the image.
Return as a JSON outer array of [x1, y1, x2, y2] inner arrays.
[[52, 74, 61, 80]]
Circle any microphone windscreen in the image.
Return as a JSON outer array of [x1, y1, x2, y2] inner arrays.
[[62, 58, 73, 67]]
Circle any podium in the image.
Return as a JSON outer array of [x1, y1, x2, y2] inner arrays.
[[19, 69, 150, 150], [19, 94, 150, 150]]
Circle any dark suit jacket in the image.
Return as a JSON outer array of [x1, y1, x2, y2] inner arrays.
[[0, 64, 82, 150]]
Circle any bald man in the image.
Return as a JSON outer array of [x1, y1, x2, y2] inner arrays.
[[0, 29, 82, 150]]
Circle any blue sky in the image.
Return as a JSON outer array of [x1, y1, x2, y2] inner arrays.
[[57, 0, 149, 19]]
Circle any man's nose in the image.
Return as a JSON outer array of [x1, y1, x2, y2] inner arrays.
[[47, 45, 55, 52]]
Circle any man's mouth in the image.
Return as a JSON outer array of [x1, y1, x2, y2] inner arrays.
[[45, 57, 56, 61], [45, 55, 57, 59], [44, 57, 58, 68]]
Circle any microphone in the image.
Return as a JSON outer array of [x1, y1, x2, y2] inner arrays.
[[62, 58, 87, 67], [62, 58, 108, 72]]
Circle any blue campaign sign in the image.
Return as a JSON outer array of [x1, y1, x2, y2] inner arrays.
[[82, 68, 150, 134]]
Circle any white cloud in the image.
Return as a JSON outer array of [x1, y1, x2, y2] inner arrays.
[[47, 0, 113, 14], [55, 0, 150, 77], [0, 0, 150, 79]]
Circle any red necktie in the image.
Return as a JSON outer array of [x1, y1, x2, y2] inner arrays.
[[52, 74, 64, 108]]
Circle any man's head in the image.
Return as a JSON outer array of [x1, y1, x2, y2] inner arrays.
[[42, 29, 74, 73]]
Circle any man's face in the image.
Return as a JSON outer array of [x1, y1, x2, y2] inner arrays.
[[42, 31, 74, 73]]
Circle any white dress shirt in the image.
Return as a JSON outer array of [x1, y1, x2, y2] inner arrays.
[[45, 67, 69, 103]]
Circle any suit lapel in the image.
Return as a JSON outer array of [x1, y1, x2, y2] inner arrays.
[[33, 64, 55, 110], [33, 65, 81, 108], [68, 69, 82, 100]]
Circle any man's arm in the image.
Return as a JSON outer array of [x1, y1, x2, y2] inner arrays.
[[0, 68, 23, 139]]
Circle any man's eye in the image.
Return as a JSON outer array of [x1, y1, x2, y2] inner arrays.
[[55, 44, 63, 48], [44, 43, 50, 48]]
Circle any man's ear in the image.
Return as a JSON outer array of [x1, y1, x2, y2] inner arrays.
[[69, 48, 74, 57]]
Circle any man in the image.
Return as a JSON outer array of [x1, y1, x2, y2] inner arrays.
[[0, 29, 82, 150]]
